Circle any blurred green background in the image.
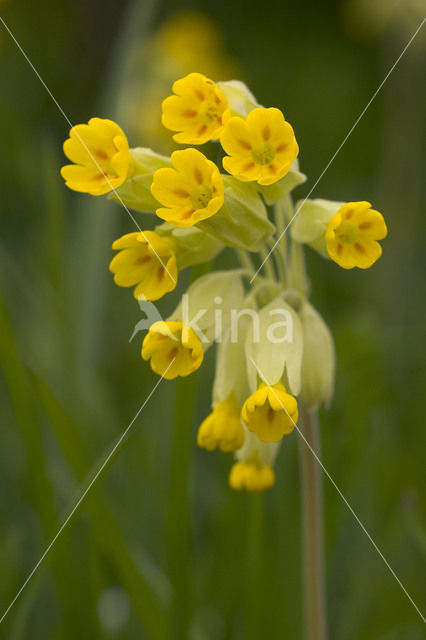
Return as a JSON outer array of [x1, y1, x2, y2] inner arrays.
[[0, 0, 425, 638]]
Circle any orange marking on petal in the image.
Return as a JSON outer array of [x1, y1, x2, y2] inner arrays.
[[137, 255, 151, 265], [358, 221, 372, 230], [157, 267, 165, 281], [194, 168, 203, 184], [268, 164, 277, 175], [337, 243, 343, 255], [182, 109, 197, 118], [174, 188, 190, 198], [275, 142, 288, 153], [242, 162, 255, 171], [181, 209, 195, 220], [354, 243, 366, 254], [197, 125, 208, 137], [237, 139, 252, 150], [262, 125, 270, 141], [195, 90, 205, 101], [94, 173, 106, 181], [94, 149, 108, 160], [344, 209, 354, 219], [214, 95, 221, 104]]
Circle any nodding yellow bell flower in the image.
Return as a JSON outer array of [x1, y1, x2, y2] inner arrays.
[[161, 72, 231, 144], [141, 321, 203, 379], [241, 382, 298, 443], [229, 454, 275, 492], [109, 231, 177, 301], [325, 201, 387, 269], [151, 148, 224, 227], [197, 393, 245, 452], [61, 118, 131, 195], [220, 107, 299, 186]]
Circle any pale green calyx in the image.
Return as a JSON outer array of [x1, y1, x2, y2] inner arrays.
[[245, 296, 304, 395], [290, 198, 345, 256], [155, 223, 224, 270], [108, 148, 172, 213], [298, 300, 335, 410], [217, 79, 260, 117], [197, 176, 275, 251]]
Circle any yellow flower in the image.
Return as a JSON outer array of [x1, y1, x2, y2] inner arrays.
[[197, 394, 245, 452], [220, 107, 299, 186], [161, 72, 231, 144], [61, 118, 131, 195], [229, 455, 275, 492], [141, 321, 204, 379], [241, 382, 298, 443], [151, 148, 224, 227], [109, 231, 177, 301], [325, 201, 387, 269]]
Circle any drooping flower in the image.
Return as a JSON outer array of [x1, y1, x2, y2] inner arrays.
[[229, 454, 275, 491], [197, 393, 245, 452], [241, 382, 298, 442], [220, 107, 299, 186], [161, 72, 231, 144], [151, 148, 224, 227], [109, 231, 177, 301], [325, 201, 387, 269], [141, 321, 204, 379], [61, 118, 131, 195]]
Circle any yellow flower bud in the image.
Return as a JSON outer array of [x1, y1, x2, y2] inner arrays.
[[197, 394, 245, 453], [241, 382, 298, 443], [229, 456, 275, 492]]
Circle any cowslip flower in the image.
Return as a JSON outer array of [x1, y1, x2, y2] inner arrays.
[[109, 231, 177, 301], [241, 382, 298, 442], [220, 107, 299, 186], [325, 201, 387, 269], [161, 72, 230, 144], [142, 321, 204, 379], [151, 148, 224, 227], [61, 118, 131, 195], [197, 394, 245, 452], [229, 455, 275, 492]]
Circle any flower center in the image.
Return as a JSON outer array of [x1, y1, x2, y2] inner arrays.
[[198, 101, 220, 124], [335, 221, 359, 244], [190, 185, 213, 210], [251, 142, 275, 166]]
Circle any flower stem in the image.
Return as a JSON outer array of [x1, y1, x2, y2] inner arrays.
[[298, 406, 328, 640]]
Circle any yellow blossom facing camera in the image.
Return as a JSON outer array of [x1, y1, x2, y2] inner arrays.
[[197, 394, 245, 452], [242, 382, 298, 443], [142, 321, 204, 379], [151, 148, 224, 227], [229, 455, 275, 492], [220, 107, 299, 186], [109, 231, 177, 301], [61, 118, 131, 195], [161, 72, 231, 144], [325, 201, 387, 269]]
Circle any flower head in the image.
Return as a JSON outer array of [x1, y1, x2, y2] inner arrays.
[[197, 394, 245, 452], [220, 107, 299, 186], [241, 382, 298, 443], [142, 321, 204, 379], [61, 118, 131, 195], [161, 72, 231, 144], [109, 231, 177, 301], [325, 201, 387, 269], [151, 148, 224, 227], [229, 455, 275, 492]]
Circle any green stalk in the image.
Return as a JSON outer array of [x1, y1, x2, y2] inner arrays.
[[299, 406, 328, 640], [166, 373, 198, 640], [236, 249, 255, 274], [246, 493, 264, 639]]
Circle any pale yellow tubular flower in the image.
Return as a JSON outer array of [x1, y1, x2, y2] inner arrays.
[[220, 107, 299, 186], [229, 454, 275, 492], [161, 72, 231, 144], [151, 148, 224, 227], [197, 393, 245, 453], [141, 321, 204, 379], [61, 118, 131, 195], [325, 201, 387, 269], [241, 382, 298, 443], [109, 231, 177, 301]]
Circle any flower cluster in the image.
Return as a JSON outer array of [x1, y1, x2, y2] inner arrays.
[[61, 72, 387, 492]]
